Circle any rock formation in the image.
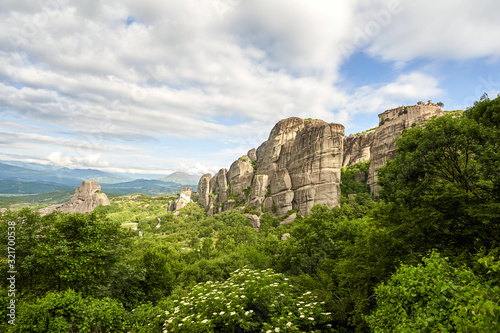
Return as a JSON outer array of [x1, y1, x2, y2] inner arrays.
[[39, 180, 110, 216], [228, 156, 254, 196], [195, 117, 345, 217], [174, 100, 443, 220], [342, 101, 443, 195], [343, 132, 374, 167], [367, 102, 443, 195], [167, 187, 193, 212]]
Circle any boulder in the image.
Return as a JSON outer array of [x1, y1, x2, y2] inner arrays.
[[245, 214, 261, 230], [281, 233, 291, 240], [279, 213, 296, 226]]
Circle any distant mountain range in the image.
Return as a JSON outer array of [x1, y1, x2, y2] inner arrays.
[[0, 161, 201, 195], [157, 171, 200, 185]]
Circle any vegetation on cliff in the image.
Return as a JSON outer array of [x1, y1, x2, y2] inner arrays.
[[0, 95, 499, 332]]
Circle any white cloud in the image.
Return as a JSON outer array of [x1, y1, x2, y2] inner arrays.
[[48, 151, 110, 169], [361, 0, 500, 61], [337, 71, 444, 131], [0, 0, 498, 173]]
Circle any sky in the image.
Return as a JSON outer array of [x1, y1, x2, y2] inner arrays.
[[1, 0, 499, 177]]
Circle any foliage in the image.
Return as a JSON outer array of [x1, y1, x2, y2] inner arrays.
[[340, 161, 370, 197], [250, 160, 258, 171], [12, 290, 129, 333], [162, 268, 334, 332], [1, 95, 499, 333], [367, 252, 500, 332], [0, 209, 130, 298], [378, 103, 500, 260]]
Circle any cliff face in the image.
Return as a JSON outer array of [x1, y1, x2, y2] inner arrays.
[[343, 132, 374, 167], [197, 117, 345, 217], [182, 101, 443, 219], [39, 180, 110, 216], [367, 103, 444, 195]]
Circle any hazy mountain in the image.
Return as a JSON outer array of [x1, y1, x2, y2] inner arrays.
[[158, 171, 201, 185], [0, 179, 74, 194], [102, 179, 179, 189], [0, 160, 199, 196], [0, 162, 81, 186], [56, 167, 132, 184], [1, 161, 132, 184]]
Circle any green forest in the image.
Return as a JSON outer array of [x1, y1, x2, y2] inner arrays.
[[1, 95, 499, 332]]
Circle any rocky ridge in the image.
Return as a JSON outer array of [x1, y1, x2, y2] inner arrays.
[[38, 180, 110, 216], [171, 101, 444, 220]]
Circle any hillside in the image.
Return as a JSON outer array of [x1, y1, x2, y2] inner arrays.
[[0, 190, 74, 209], [0, 179, 73, 194]]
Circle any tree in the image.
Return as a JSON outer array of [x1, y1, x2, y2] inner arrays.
[[367, 252, 500, 332], [162, 268, 334, 332], [377, 109, 500, 259], [12, 290, 129, 333], [141, 247, 175, 303], [0, 210, 130, 298]]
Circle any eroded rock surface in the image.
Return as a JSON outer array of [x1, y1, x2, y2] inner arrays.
[[342, 102, 444, 195], [228, 156, 254, 196], [367, 102, 443, 195], [39, 180, 110, 216], [190, 101, 442, 219], [343, 133, 374, 167], [195, 117, 344, 217]]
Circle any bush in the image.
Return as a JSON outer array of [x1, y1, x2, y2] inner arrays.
[[13, 290, 129, 333], [162, 267, 334, 332], [367, 252, 500, 332]]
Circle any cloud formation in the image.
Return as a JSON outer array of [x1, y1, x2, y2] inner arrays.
[[0, 0, 498, 173]]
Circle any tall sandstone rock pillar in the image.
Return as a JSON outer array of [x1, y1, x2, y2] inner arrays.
[[287, 121, 344, 216], [195, 117, 344, 217]]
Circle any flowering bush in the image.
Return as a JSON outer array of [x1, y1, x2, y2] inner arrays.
[[162, 267, 334, 332]]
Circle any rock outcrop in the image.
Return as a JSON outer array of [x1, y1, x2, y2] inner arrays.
[[172, 100, 443, 220], [195, 117, 345, 217], [228, 156, 254, 196], [367, 102, 443, 195], [343, 101, 443, 195], [39, 180, 110, 216], [343, 132, 374, 167], [167, 187, 193, 212]]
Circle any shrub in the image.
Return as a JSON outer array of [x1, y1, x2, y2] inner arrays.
[[162, 268, 334, 332]]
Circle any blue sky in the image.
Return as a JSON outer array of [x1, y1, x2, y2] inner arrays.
[[0, 0, 499, 176]]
